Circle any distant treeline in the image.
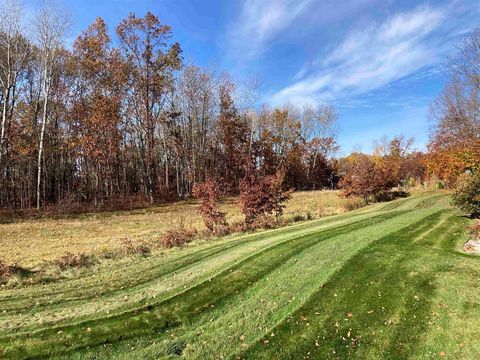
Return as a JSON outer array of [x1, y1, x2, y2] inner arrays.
[[0, 0, 478, 212]]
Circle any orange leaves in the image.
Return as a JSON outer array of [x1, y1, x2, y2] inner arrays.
[[426, 140, 480, 187]]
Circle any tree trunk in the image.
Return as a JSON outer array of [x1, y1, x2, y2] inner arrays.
[[37, 64, 50, 210]]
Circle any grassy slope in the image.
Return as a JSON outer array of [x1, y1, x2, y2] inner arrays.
[[0, 191, 344, 268], [0, 191, 478, 359]]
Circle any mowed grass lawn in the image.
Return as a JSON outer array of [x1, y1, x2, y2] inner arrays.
[[0, 191, 479, 359], [0, 190, 345, 268]]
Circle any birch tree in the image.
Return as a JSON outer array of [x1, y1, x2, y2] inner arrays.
[[0, 0, 29, 168], [31, 4, 70, 210]]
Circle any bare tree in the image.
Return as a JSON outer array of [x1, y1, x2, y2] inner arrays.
[[427, 26, 480, 185], [0, 0, 29, 167], [431, 27, 480, 149], [239, 75, 262, 154], [31, 3, 71, 210], [451, 26, 480, 92]]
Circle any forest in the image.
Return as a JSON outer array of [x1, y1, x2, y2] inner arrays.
[[1, 2, 477, 215]]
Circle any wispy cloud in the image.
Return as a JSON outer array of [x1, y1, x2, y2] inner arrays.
[[228, 0, 313, 59], [269, 3, 476, 106]]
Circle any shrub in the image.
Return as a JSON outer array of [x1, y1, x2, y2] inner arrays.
[[56, 252, 96, 270], [342, 197, 365, 212], [121, 238, 151, 256], [292, 214, 306, 223], [226, 221, 247, 234], [252, 215, 276, 229], [192, 179, 227, 233], [468, 221, 480, 240], [339, 154, 396, 202], [452, 172, 480, 218], [160, 229, 198, 248], [240, 168, 292, 226], [373, 190, 408, 202], [0, 260, 13, 282]]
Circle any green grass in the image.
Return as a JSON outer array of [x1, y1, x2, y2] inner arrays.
[[0, 191, 478, 359]]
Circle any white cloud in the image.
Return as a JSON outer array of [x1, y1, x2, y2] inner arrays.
[[269, 5, 449, 106], [228, 0, 314, 58]]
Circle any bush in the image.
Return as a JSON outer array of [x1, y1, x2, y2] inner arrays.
[[240, 168, 292, 225], [339, 154, 396, 202], [452, 172, 480, 218], [121, 238, 150, 256], [436, 181, 445, 189], [342, 197, 365, 212], [251, 215, 276, 229], [192, 179, 227, 233], [56, 252, 96, 270], [373, 190, 408, 202], [292, 214, 306, 223], [160, 229, 198, 248], [0, 260, 13, 283]]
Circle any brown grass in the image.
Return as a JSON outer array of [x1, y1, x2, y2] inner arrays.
[[55, 252, 97, 270], [0, 190, 347, 268], [0, 260, 13, 282]]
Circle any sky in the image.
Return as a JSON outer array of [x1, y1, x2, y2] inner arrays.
[[24, 0, 480, 154]]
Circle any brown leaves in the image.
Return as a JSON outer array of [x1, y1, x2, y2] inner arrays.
[[240, 167, 292, 226], [192, 179, 227, 233]]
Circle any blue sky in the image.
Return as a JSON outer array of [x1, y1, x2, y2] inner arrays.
[[25, 0, 480, 154]]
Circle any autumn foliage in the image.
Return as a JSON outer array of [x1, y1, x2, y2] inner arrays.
[[0, 8, 341, 212], [468, 220, 480, 240], [239, 167, 292, 226], [339, 154, 395, 201], [426, 27, 480, 187], [2, 4, 477, 218], [452, 172, 480, 218], [192, 179, 227, 233]]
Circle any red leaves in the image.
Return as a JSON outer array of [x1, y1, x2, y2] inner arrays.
[[339, 153, 395, 201], [192, 179, 227, 233], [239, 167, 292, 225]]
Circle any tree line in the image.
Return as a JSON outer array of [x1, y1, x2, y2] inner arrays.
[[0, 0, 478, 213], [0, 2, 339, 211]]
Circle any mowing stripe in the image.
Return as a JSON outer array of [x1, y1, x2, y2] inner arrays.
[[239, 211, 446, 359], [414, 194, 448, 209], [0, 211, 396, 330], [0, 209, 384, 308], [0, 211, 407, 359], [138, 209, 443, 360], [378, 198, 412, 211]]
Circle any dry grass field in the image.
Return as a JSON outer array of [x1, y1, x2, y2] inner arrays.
[[0, 190, 348, 268]]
